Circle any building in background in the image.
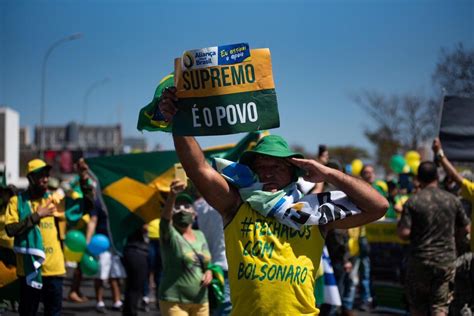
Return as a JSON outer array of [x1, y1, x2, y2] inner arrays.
[[0, 107, 20, 185], [32, 122, 122, 176], [123, 136, 147, 153]]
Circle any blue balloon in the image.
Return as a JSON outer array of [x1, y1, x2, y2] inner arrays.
[[345, 164, 352, 175], [87, 234, 110, 256]]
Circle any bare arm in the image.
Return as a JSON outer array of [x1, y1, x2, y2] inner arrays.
[[85, 215, 97, 244], [173, 136, 241, 219], [161, 180, 185, 221], [159, 87, 240, 222], [432, 138, 464, 186], [310, 182, 324, 194], [290, 158, 388, 229]]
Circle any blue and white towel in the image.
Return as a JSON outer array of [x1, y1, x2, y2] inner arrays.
[[213, 158, 361, 230]]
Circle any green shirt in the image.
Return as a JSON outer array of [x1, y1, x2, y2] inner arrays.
[[159, 219, 211, 304]]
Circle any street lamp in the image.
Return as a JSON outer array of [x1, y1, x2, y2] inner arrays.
[[39, 32, 83, 158], [83, 77, 110, 125]]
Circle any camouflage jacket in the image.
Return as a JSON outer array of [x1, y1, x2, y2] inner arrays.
[[399, 186, 470, 266]]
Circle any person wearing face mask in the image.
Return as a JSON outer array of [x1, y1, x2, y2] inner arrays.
[[159, 180, 212, 316]]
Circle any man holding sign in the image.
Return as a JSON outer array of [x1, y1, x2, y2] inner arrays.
[[157, 91, 387, 315]]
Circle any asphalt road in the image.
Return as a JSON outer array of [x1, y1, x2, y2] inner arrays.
[[1, 267, 396, 316], [1, 267, 160, 316]]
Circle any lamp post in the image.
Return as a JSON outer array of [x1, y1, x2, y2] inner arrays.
[[39, 32, 83, 159], [83, 77, 110, 125]]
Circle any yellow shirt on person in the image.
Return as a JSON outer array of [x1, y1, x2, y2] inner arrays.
[[0, 206, 14, 249], [461, 178, 474, 252], [148, 218, 160, 239], [5, 195, 66, 277], [225, 203, 324, 315]]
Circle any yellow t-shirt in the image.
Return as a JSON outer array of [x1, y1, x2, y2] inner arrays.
[[0, 206, 14, 249], [225, 203, 324, 316], [5, 196, 66, 277], [148, 218, 160, 239], [461, 178, 474, 252]]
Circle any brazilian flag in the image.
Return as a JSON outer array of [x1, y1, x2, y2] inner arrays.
[[137, 73, 174, 133], [85, 131, 266, 253]]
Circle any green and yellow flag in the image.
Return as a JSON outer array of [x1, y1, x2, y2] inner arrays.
[[137, 73, 174, 133], [86, 131, 266, 253]]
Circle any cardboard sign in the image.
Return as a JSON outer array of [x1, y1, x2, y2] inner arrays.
[[172, 47, 279, 136], [439, 96, 474, 162]]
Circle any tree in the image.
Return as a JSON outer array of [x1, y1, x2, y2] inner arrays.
[[352, 91, 433, 172], [355, 43, 473, 173], [328, 145, 369, 167]]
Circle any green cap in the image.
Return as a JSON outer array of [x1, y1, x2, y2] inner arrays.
[[175, 193, 194, 204], [239, 135, 304, 167]]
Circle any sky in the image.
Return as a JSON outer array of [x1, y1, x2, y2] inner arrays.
[[1, 0, 473, 156]]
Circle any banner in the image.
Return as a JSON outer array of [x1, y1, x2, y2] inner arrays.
[[173, 47, 279, 136], [181, 43, 251, 70], [86, 131, 266, 253], [439, 96, 474, 162], [366, 220, 408, 244]]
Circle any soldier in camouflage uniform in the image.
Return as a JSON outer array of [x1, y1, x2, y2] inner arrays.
[[397, 161, 470, 316]]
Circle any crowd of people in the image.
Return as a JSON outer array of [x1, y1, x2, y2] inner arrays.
[[0, 88, 472, 316]]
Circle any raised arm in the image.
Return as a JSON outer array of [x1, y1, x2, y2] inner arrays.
[[432, 138, 464, 186], [161, 180, 185, 221], [290, 158, 388, 229], [159, 88, 241, 222]]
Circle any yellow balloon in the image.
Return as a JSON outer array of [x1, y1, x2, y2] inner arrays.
[[63, 246, 84, 263], [408, 160, 420, 175], [405, 151, 420, 164], [351, 159, 364, 176]]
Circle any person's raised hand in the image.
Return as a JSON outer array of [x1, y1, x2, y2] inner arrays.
[[169, 179, 186, 197], [432, 138, 443, 154], [288, 157, 328, 183], [158, 87, 178, 122]]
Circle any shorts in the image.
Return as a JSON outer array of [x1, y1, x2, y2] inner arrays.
[[95, 250, 126, 280], [405, 259, 454, 314], [159, 301, 209, 316]]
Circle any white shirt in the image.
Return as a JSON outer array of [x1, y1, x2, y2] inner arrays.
[[193, 197, 228, 271]]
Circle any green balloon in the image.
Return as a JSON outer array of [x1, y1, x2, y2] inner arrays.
[[80, 254, 99, 276], [390, 155, 406, 174], [65, 230, 86, 253]]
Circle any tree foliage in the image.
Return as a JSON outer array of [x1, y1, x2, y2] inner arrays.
[[328, 145, 369, 167], [353, 91, 433, 172], [355, 43, 473, 173]]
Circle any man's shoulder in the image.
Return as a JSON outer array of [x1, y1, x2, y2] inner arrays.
[[411, 187, 447, 204]]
